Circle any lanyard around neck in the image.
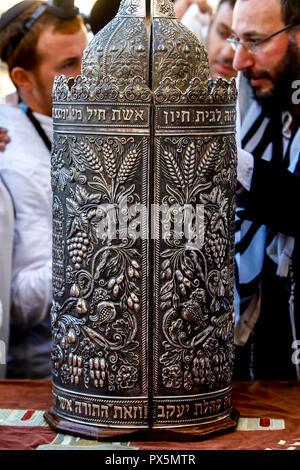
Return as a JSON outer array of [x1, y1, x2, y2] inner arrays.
[[19, 101, 52, 152]]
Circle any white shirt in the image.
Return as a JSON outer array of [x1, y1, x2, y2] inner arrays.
[[180, 4, 210, 44], [0, 178, 14, 378], [0, 95, 53, 330]]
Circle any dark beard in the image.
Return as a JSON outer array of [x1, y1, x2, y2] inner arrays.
[[244, 38, 300, 116]]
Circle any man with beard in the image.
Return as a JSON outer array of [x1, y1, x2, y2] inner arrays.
[[229, 0, 300, 380]]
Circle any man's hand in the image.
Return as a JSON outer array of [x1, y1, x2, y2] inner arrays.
[[0, 128, 10, 152], [174, 0, 213, 20]]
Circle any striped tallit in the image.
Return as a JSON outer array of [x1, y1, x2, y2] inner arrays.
[[234, 88, 300, 380]]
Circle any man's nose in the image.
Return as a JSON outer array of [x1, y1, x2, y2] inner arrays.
[[75, 61, 82, 77], [233, 44, 255, 71], [221, 41, 235, 61]]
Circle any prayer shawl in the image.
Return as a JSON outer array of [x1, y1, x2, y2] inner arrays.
[[234, 75, 300, 379]]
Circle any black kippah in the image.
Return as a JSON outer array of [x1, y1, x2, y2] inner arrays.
[[0, 0, 79, 62], [0, 1, 36, 31]]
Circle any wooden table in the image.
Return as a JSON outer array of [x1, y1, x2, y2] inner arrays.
[[0, 379, 299, 451]]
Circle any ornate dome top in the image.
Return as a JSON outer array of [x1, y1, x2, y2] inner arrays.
[[81, 0, 149, 93], [53, 0, 237, 105]]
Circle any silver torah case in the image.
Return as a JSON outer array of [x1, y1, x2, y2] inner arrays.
[[45, 0, 239, 440]]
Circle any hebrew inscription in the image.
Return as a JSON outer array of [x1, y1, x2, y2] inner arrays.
[[53, 104, 150, 127], [157, 105, 236, 128]]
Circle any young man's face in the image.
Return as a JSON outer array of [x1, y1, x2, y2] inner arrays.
[[28, 24, 88, 117], [232, 0, 300, 108], [207, 2, 237, 81]]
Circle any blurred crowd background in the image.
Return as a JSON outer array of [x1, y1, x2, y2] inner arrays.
[[0, 0, 219, 97]]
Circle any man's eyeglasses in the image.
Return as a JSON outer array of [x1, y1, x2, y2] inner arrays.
[[227, 23, 299, 55]]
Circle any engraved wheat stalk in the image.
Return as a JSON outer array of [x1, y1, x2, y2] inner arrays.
[[183, 142, 196, 187], [72, 138, 103, 173], [162, 147, 185, 190], [117, 145, 140, 184], [103, 141, 117, 179], [197, 140, 220, 180]]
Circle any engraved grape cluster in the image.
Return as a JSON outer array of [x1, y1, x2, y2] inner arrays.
[[68, 353, 83, 385], [207, 233, 227, 269], [67, 231, 90, 270], [89, 357, 107, 388]]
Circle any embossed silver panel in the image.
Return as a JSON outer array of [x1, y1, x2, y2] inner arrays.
[[49, 0, 237, 432]]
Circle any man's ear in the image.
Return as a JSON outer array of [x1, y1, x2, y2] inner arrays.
[[10, 67, 33, 91]]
